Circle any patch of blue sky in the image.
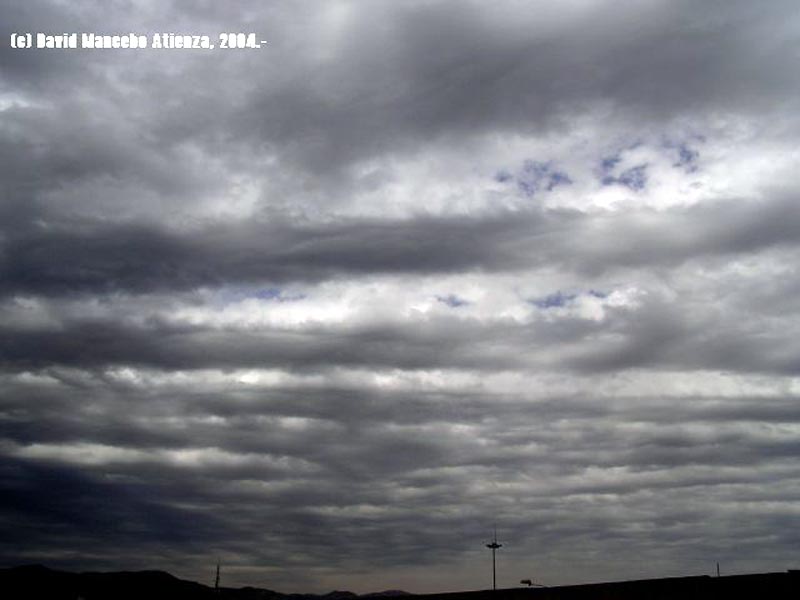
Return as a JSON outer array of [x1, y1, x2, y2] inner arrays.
[[530, 290, 576, 309], [436, 294, 469, 308], [616, 164, 648, 190], [600, 154, 622, 172], [546, 171, 572, 189], [497, 159, 572, 198], [599, 153, 621, 184], [521, 160, 573, 195], [255, 287, 283, 300], [660, 136, 702, 173], [674, 143, 699, 172], [531, 289, 609, 309], [494, 170, 513, 183], [265, 290, 306, 302], [601, 163, 648, 191], [598, 147, 649, 190], [601, 140, 644, 168], [217, 285, 306, 304]]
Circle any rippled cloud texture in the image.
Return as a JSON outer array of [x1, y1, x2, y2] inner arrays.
[[2, 0, 800, 593]]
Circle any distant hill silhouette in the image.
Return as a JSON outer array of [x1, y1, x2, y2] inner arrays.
[[422, 571, 800, 600], [1, 564, 797, 600], [0, 564, 411, 600]]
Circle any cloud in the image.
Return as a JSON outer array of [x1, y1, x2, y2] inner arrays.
[[2, 0, 800, 594], [4, 194, 800, 297]]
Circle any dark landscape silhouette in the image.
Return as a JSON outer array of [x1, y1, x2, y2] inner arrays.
[[1, 565, 797, 600]]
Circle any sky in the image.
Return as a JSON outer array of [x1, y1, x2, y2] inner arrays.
[[1, 0, 800, 594]]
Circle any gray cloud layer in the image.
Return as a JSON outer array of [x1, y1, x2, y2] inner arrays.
[[1, 0, 800, 593]]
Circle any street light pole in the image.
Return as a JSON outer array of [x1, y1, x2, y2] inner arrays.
[[486, 529, 502, 591]]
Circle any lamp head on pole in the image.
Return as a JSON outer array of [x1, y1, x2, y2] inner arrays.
[[487, 526, 502, 549]]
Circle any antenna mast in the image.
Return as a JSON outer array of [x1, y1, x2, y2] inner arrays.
[[486, 527, 502, 591], [214, 561, 220, 593]]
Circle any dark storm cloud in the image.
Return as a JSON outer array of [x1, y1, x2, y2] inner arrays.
[[214, 0, 800, 175], [3, 366, 798, 583], [0, 457, 229, 556], [3, 274, 800, 377], [2, 0, 799, 205], [3, 194, 800, 297], [3, 0, 800, 593], [0, 318, 483, 371], [0, 213, 538, 295]]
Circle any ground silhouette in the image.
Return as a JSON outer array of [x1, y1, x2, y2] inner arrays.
[[1, 564, 797, 600]]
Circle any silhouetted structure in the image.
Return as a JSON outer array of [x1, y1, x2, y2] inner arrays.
[[485, 529, 502, 591], [421, 570, 800, 600], [1, 565, 798, 600], [215, 562, 220, 593]]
